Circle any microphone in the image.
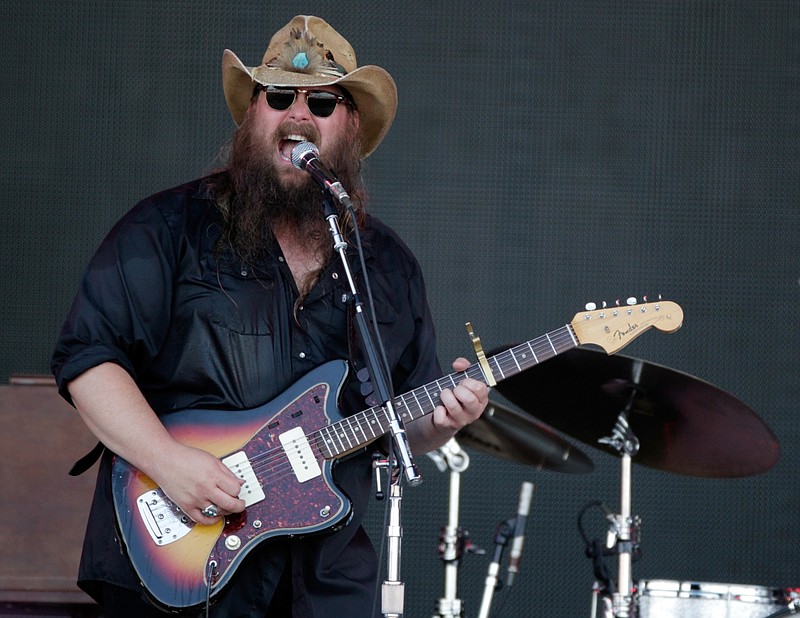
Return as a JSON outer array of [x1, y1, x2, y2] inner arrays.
[[506, 481, 535, 586], [290, 141, 352, 207]]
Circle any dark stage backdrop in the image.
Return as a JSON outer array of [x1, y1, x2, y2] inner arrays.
[[3, 1, 798, 616]]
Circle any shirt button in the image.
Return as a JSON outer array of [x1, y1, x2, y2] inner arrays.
[[332, 272, 339, 279], [278, 256, 285, 262], [299, 352, 306, 359]]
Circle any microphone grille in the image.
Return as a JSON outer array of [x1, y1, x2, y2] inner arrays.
[[290, 141, 320, 170]]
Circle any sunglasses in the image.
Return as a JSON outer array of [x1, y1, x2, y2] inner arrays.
[[255, 85, 356, 118]]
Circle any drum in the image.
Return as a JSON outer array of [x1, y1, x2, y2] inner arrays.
[[637, 580, 799, 618]]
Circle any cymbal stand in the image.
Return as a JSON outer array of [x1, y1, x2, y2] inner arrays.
[[596, 362, 643, 618], [428, 438, 473, 618]]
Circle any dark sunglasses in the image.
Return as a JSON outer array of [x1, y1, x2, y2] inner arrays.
[[255, 85, 356, 118]]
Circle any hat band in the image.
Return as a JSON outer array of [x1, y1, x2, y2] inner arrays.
[[266, 53, 348, 79]]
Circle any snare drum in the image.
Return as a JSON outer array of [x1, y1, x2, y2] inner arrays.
[[637, 580, 798, 618]]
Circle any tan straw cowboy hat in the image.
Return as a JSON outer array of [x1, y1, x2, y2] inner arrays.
[[222, 15, 398, 158]]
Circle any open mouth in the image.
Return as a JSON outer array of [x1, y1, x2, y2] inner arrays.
[[278, 134, 311, 163]]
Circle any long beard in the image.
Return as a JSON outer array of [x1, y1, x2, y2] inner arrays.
[[223, 118, 363, 264]]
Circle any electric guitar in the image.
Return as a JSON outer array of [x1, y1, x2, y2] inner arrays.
[[111, 300, 683, 609]]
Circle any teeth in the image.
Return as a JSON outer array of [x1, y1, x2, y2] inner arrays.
[[279, 136, 308, 162]]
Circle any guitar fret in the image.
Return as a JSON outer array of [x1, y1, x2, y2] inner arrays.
[[565, 324, 578, 347], [423, 384, 437, 408], [469, 366, 484, 381], [525, 341, 539, 366], [320, 425, 337, 456], [369, 408, 383, 435], [354, 413, 370, 441], [544, 332, 557, 355], [342, 417, 355, 449], [332, 423, 347, 453], [314, 428, 329, 458], [381, 405, 393, 429], [397, 397, 413, 421], [492, 358, 506, 380], [410, 390, 423, 416]]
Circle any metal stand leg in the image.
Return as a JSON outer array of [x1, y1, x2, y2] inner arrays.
[[428, 439, 473, 618], [596, 360, 644, 617], [382, 480, 406, 618]]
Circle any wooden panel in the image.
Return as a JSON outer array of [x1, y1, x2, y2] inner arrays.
[[0, 377, 98, 606]]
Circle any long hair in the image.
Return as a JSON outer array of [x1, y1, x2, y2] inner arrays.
[[209, 98, 368, 268]]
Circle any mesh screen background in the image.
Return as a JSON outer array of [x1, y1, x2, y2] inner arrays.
[[3, 1, 798, 616]]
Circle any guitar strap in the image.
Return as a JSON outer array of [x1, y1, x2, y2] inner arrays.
[[69, 440, 105, 476]]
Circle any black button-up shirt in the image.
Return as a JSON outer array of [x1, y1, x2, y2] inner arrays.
[[51, 174, 442, 615]]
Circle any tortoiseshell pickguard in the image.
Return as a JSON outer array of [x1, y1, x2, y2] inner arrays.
[[112, 360, 352, 611]]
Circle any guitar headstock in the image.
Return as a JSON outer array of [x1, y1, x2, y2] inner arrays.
[[570, 299, 683, 355]]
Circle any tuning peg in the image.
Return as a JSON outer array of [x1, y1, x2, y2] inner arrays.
[[585, 302, 597, 311], [602, 301, 607, 309], [626, 297, 637, 305], [643, 295, 648, 302]]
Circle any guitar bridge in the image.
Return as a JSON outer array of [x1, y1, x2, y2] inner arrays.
[[136, 490, 194, 546], [135, 451, 266, 547]]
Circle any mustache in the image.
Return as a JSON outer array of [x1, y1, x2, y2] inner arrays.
[[275, 121, 321, 146]]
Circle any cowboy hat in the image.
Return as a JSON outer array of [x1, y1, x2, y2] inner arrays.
[[222, 15, 397, 158]]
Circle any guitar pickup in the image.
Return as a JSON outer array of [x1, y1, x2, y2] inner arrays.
[[222, 451, 266, 507], [279, 427, 322, 483]]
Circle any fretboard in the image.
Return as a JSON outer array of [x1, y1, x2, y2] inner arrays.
[[316, 323, 579, 459]]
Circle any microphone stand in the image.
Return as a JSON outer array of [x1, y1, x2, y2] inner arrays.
[[320, 193, 420, 485], [477, 517, 514, 618], [318, 193, 420, 617]]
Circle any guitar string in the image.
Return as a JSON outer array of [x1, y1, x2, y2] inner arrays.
[[152, 302, 667, 521], [232, 328, 578, 478], [236, 328, 579, 487], [145, 328, 581, 517]]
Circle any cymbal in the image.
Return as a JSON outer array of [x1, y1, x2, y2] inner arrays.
[[494, 348, 780, 478], [457, 400, 594, 474]]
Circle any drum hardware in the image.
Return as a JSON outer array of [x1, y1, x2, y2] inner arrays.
[[579, 501, 642, 618], [428, 439, 483, 618], [595, 369, 643, 618], [457, 401, 594, 474], [426, 401, 594, 617], [765, 593, 800, 617], [494, 347, 782, 617], [494, 348, 780, 478], [636, 580, 800, 617]]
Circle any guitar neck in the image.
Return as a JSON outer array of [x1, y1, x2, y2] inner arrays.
[[317, 323, 579, 459]]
